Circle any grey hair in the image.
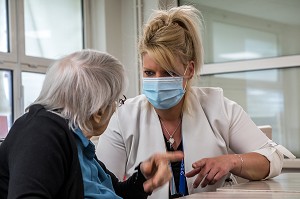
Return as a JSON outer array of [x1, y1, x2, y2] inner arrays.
[[28, 49, 127, 135], [139, 5, 204, 78]]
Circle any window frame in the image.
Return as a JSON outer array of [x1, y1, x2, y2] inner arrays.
[[202, 55, 300, 75], [0, 0, 89, 124]]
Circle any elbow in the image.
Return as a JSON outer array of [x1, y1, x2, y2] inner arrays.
[[266, 152, 284, 179]]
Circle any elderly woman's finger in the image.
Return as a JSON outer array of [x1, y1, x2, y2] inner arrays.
[[162, 151, 184, 162], [141, 151, 184, 192]]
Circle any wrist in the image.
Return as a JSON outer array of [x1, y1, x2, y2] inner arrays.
[[234, 154, 244, 175], [134, 163, 152, 195]]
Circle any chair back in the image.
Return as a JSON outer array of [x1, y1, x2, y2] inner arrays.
[[258, 125, 272, 139]]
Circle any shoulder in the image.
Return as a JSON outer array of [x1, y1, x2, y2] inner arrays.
[[188, 87, 241, 118], [189, 87, 226, 106], [27, 104, 69, 128], [190, 86, 239, 105], [190, 86, 224, 97], [8, 105, 73, 151]]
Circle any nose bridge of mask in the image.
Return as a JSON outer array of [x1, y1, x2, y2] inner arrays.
[[143, 77, 183, 90]]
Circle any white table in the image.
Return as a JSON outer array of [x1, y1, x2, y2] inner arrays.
[[217, 172, 300, 193], [181, 192, 300, 199]]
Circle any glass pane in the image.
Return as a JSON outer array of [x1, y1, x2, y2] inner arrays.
[[24, 0, 83, 59], [179, 0, 300, 63], [197, 66, 300, 158], [22, 72, 45, 112], [0, 0, 8, 52], [212, 22, 278, 62], [0, 70, 12, 138]]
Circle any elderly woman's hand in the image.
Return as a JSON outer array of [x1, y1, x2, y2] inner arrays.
[[140, 151, 184, 192]]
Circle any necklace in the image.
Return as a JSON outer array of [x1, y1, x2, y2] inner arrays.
[[160, 118, 182, 147]]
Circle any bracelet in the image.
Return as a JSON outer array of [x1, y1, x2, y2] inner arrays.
[[235, 154, 244, 175]]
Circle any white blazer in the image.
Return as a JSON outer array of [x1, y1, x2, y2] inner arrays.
[[97, 87, 284, 199]]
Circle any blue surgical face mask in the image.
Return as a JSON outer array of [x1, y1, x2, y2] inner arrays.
[[142, 76, 186, 110]]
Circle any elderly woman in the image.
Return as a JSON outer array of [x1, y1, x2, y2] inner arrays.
[[0, 49, 183, 199]]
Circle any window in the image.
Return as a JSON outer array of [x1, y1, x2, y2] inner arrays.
[[24, 0, 83, 59], [22, 72, 45, 110], [199, 67, 300, 157], [212, 22, 278, 63], [180, 0, 300, 63], [0, 0, 8, 52], [0, 0, 85, 134], [0, 69, 12, 138]]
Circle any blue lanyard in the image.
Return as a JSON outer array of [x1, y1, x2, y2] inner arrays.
[[169, 153, 187, 196], [179, 158, 187, 195]]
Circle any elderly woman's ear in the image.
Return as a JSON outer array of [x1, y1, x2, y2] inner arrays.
[[92, 111, 102, 124]]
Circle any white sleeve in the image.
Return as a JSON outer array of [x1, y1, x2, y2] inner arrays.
[[221, 96, 296, 179], [253, 140, 296, 179], [96, 112, 127, 180]]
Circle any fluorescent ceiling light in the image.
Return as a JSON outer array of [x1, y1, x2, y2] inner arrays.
[[220, 52, 261, 60]]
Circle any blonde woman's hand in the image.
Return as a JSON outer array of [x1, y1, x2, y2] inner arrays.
[[185, 155, 236, 188]]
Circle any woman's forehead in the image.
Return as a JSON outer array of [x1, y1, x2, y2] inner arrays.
[[142, 53, 184, 72]]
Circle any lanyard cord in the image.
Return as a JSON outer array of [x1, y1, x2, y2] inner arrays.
[[168, 135, 188, 197], [179, 159, 187, 195], [169, 153, 188, 197]]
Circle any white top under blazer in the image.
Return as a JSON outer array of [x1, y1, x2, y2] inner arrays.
[[97, 87, 290, 199]]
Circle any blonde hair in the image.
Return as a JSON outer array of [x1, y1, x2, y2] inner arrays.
[[139, 5, 204, 80], [28, 49, 126, 136]]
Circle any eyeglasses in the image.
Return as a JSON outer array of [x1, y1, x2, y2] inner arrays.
[[118, 95, 127, 107]]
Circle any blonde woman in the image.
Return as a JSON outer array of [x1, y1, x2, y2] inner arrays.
[[97, 5, 293, 199]]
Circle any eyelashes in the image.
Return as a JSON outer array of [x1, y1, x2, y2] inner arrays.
[[143, 70, 177, 77]]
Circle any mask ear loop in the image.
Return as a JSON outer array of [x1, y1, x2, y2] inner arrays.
[[183, 65, 189, 76], [166, 64, 190, 90], [182, 66, 190, 91]]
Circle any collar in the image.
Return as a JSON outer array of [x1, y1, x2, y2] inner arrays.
[[74, 128, 95, 159]]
